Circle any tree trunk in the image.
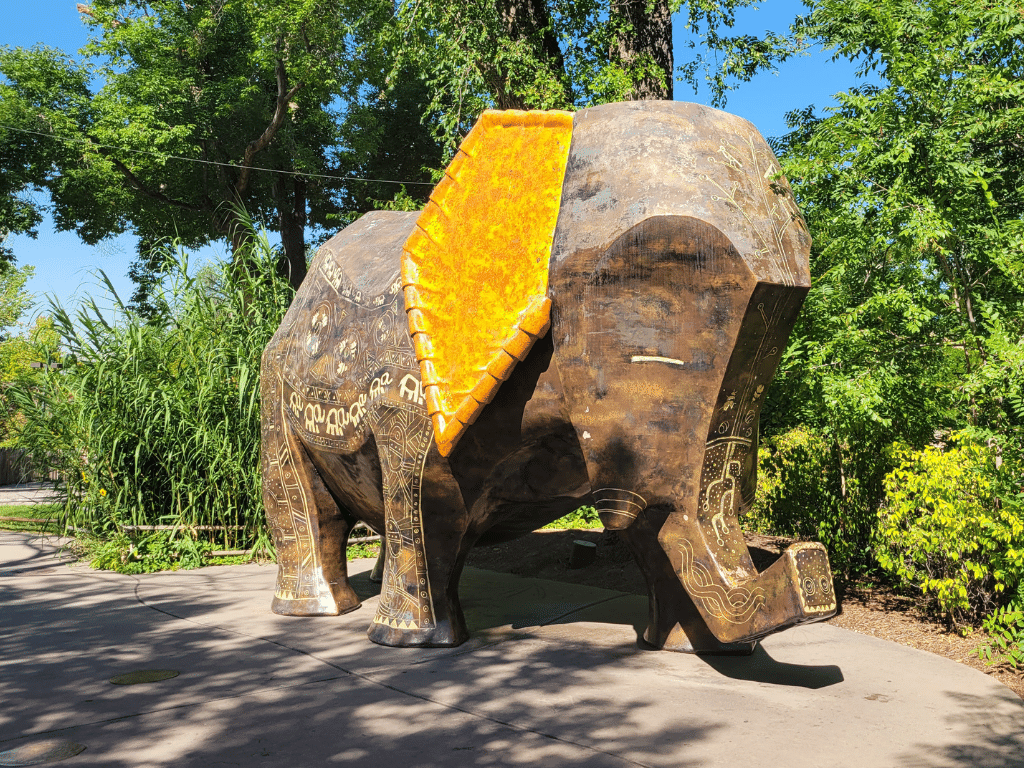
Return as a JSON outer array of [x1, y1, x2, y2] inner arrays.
[[491, 0, 566, 109], [612, 0, 674, 100], [275, 174, 308, 289]]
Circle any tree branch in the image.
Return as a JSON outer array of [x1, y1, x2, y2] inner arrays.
[[235, 55, 303, 196], [98, 147, 207, 213]]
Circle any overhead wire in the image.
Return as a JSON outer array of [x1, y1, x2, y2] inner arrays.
[[0, 123, 435, 186]]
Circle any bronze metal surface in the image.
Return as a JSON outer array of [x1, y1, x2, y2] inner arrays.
[[260, 102, 835, 655]]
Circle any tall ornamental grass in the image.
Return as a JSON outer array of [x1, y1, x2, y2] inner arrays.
[[10, 234, 293, 552]]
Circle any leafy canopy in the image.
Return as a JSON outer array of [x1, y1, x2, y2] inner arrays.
[[752, 0, 1024, 591], [771, 0, 1024, 449], [388, 0, 804, 152], [0, 0, 443, 291]]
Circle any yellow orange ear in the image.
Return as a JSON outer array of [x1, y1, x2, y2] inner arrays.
[[401, 110, 573, 457]]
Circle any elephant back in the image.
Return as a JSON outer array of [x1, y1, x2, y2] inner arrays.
[[268, 211, 424, 453]]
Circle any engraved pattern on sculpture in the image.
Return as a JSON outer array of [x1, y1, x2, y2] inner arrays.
[[678, 539, 767, 623], [793, 544, 837, 614], [370, 403, 435, 630], [261, 356, 328, 607], [701, 134, 803, 288], [695, 296, 788, 554]]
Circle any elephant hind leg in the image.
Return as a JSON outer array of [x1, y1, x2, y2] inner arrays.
[[262, 369, 361, 616]]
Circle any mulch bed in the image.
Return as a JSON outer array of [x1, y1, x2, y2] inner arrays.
[[465, 528, 1024, 700]]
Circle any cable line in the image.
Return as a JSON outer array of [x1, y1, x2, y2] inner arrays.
[[0, 123, 435, 186]]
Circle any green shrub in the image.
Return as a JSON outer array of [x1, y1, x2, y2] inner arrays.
[[543, 505, 601, 529], [975, 604, 1024, 669], [745, 426, 886, 580], [877, 435, 1024, 625], [9, 230, 293, 554], [82, 531, 213, 574]]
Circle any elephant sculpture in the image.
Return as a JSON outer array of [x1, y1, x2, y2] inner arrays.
[[260, 101, 837, 653]]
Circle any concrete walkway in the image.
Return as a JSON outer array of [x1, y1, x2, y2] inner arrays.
[[1, 530, 1022, 768], [0, 482, 60, 507]]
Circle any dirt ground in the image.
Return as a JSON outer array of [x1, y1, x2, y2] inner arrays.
[[464, 528, 1024, 701]]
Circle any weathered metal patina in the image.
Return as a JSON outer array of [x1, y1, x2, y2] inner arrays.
[[260, 101, 836, 653]]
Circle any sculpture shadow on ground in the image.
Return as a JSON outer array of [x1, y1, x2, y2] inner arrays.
[[695, 644, 845, 689], [1, 559, 726, 768], [353, 564, 844, 691]]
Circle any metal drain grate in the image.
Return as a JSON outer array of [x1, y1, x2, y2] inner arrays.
[[0, 740, 86, 766], [109, 669, 179, 685]]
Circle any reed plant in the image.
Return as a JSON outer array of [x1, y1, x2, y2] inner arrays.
[[9, 229, 294, 556]]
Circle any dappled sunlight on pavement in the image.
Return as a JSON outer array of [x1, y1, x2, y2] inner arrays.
[[2, 532, 1023, 767]]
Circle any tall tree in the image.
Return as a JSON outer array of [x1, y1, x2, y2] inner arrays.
[[756, 0, 1024, 550], [388, 0, 800, 151], [0, 0, 440, 291]]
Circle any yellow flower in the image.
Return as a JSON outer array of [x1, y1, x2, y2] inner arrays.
[[99, 488, 106, 496]]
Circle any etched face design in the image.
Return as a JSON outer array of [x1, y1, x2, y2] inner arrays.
[[304, 302, 333, 357], [334, 333, 359, 376]]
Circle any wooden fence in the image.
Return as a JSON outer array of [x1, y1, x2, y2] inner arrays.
[[0, 449, 59, 486]]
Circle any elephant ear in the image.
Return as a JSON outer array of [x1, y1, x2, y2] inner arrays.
[[400, 110, 573, 457]]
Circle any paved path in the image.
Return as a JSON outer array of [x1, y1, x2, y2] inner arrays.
[[0, 482, 60, 507], [1, 530, 1022, 767]]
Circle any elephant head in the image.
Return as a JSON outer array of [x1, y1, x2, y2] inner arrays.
[[545, 102, 834, 645], [399, 101, 835, 647]]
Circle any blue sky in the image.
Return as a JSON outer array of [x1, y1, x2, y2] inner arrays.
[[2, 0, 859, 318]]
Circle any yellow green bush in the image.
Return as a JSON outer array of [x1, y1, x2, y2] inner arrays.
[[745, 426, 885, 580], [877, 435, 1024, 625]]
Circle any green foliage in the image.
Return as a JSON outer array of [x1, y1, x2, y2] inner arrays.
[[0, 47, 91, 266], [975, 604, 1024, 670], [543, 505, 602, 530], [877, 436, 1024, 625], [387, 0, 803, 152], [0, 264, 34, 334], [0, 0, 443, 285], [82, 530, 213, 574], [756, 0, 1024, 598], [745, 426, 884, 579], [0, 265, 62, 445], [9, 227, 292, 552], [372, 186, 427, 213], [335, 73, 443, 216], [347, 541, 381, 560], [773, 0, 1024, 449]]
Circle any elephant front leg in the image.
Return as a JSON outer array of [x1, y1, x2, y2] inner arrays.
[[365, 406, 470, 647], [261, 368, 361, 616], [618, 511, 756, 655]]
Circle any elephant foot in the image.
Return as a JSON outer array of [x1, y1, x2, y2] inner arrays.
[[648, 624, 757, 655], [683, 541, 838, 645], [271, 594, 361, 617], [270, 572, 361, 617], [369, 546, 385, 583], [366, 617, 469, 648]]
